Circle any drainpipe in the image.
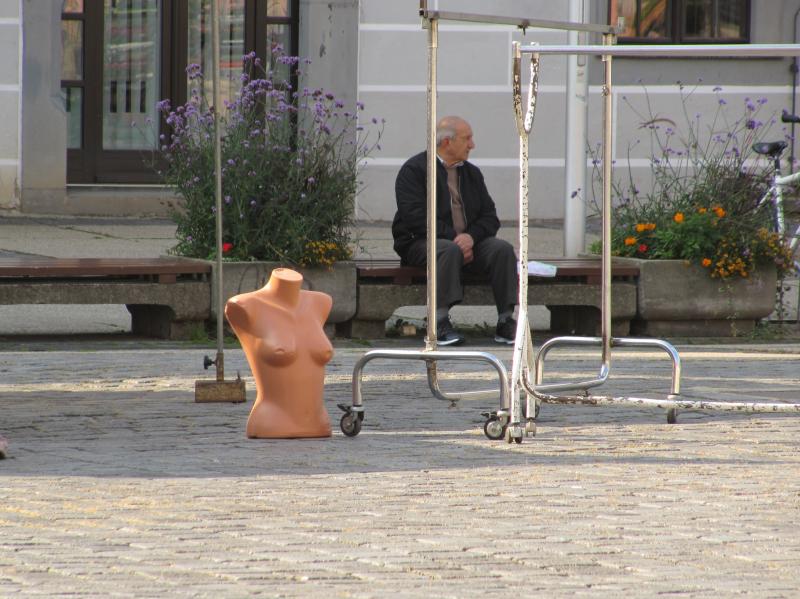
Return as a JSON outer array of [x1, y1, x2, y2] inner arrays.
[[563, 0, 589, 257], [790, 7, 800, 168]]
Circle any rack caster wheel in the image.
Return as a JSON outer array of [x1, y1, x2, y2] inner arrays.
[[505, 428, 523, 444], [340, 412, 362, 437], [338, 403, 364, 437], [483, 416, 506, 441], [666, 408, 678, 424]]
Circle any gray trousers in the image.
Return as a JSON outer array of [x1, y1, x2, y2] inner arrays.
[[404, 236, 518, 315]]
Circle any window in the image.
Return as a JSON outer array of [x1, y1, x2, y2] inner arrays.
[[61, 0, 299, 184], [610, 0, 750, 43]]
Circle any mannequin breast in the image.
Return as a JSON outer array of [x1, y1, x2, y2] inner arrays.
[[254, 318, 333, 367]]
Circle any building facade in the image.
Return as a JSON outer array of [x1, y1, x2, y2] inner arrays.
[[2, 1, 800, 228], [3, 0, 358, 215], [357, 0, 800, 224]]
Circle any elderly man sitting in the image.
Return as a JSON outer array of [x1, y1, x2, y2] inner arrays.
[[392, 115, 518, 345]]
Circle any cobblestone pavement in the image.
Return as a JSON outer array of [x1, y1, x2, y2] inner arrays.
[[1, 340, 800, 597]]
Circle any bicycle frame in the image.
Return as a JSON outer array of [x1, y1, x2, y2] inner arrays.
[[758, 167, 800, 256]]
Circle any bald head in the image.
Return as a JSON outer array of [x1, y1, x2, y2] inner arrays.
[[436, 116, 475, 165]]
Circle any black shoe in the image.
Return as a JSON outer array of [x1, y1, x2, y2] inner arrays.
[[435, 317, 465, 346], [494, 318, 517, 344]]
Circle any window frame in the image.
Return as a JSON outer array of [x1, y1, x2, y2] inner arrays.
[[62, 0, 300, 184], [610, 0, 751, 45]]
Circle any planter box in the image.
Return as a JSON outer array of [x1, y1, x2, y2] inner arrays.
[[198, 260, 356, 325], [620, 258, 777, 336]]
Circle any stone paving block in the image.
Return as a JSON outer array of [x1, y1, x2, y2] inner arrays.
[[1, 342, 800, 596]]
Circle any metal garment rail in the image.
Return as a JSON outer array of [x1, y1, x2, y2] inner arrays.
[[338, 6, 614, 438], [504, 41, 800, 444]]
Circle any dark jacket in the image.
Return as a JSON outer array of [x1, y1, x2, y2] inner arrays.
[[392, 151, 501, 260]]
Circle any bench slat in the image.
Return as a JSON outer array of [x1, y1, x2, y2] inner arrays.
[[0, 257, 211, 279], [356, 257, 639, 283]]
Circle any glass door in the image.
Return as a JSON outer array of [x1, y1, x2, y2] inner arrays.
[[63, 0, 298, 184], [188, 0, 245, 109], [64, 0, 166, 183], [102, 0, 161, 151], [185, 0, 297, 110]]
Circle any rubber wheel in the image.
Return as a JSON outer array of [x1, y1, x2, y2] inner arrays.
[[483, 417, 505, 440], [667, 408, 677, 424], [340, 413, 362, 437], [505, 428, 523, 445]]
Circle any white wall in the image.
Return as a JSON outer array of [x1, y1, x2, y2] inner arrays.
[[356, 0, 800, 224], [356, 0, 573, 222], [0, 0, 21, 211]]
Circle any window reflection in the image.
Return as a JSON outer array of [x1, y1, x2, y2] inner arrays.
[[62, 0, 84, 14], [102, 0, 160, 150], [684, 0, 709, 38], [611, 0, 639, 38], [267, 0, 289, 18], [613, 0, 746, 42], [267, 23, 291, 82], [188, 0, 245, 113], [718, 0, 746, 38], [639, 0, 668, 39], [62, 87, 82, 149], [61, 21, 83, 80]]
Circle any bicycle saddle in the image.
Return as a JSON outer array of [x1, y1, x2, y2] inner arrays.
[[751, 141, 787, 157], [781, 112, 800, 124]]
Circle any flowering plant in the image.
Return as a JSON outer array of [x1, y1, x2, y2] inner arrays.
[[590, 84, 794, 280], [156, 50, 383, 267]]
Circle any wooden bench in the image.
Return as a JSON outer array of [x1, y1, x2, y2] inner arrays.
[[0, 257, 212, 339], [340, 257, 640, 338]]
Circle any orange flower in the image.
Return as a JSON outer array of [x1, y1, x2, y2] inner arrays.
[[673, 212, 684, 223], [635, 223, 646, 232], [646, 223, 656, 231], [701, 258, 712, 267], [698, 207, 707, 214], [624, 236, 637, 246], [714, 206, 726, 218]]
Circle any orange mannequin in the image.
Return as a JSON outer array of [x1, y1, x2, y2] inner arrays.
[[224, 268, 333, 438]]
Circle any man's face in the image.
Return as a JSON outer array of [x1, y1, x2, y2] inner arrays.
[[446, 122, 475, 163]]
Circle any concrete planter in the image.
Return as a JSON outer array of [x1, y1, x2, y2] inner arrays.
[[620, 258, 777, 336], [202, 260, 356, 325]]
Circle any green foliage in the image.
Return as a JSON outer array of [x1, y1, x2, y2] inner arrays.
[[589, 83, 794, 280], [155, 52, 383, 266]]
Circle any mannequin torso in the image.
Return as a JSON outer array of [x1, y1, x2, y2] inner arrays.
[[225, 268, 333, 438]]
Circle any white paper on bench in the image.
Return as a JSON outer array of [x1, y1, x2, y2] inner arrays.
[[517, 261, 558, 277]]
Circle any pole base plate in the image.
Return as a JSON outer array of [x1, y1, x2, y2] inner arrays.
[[194, 379, 247, 403]]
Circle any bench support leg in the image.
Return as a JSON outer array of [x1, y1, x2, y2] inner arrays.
[[127, 304, 177, 339]]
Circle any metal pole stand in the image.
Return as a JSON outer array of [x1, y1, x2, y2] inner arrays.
[[343, 7, 617, 440], [194, 0, 246, 404], [339, 15, 513, 438], [512, 41, 800, 433]]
